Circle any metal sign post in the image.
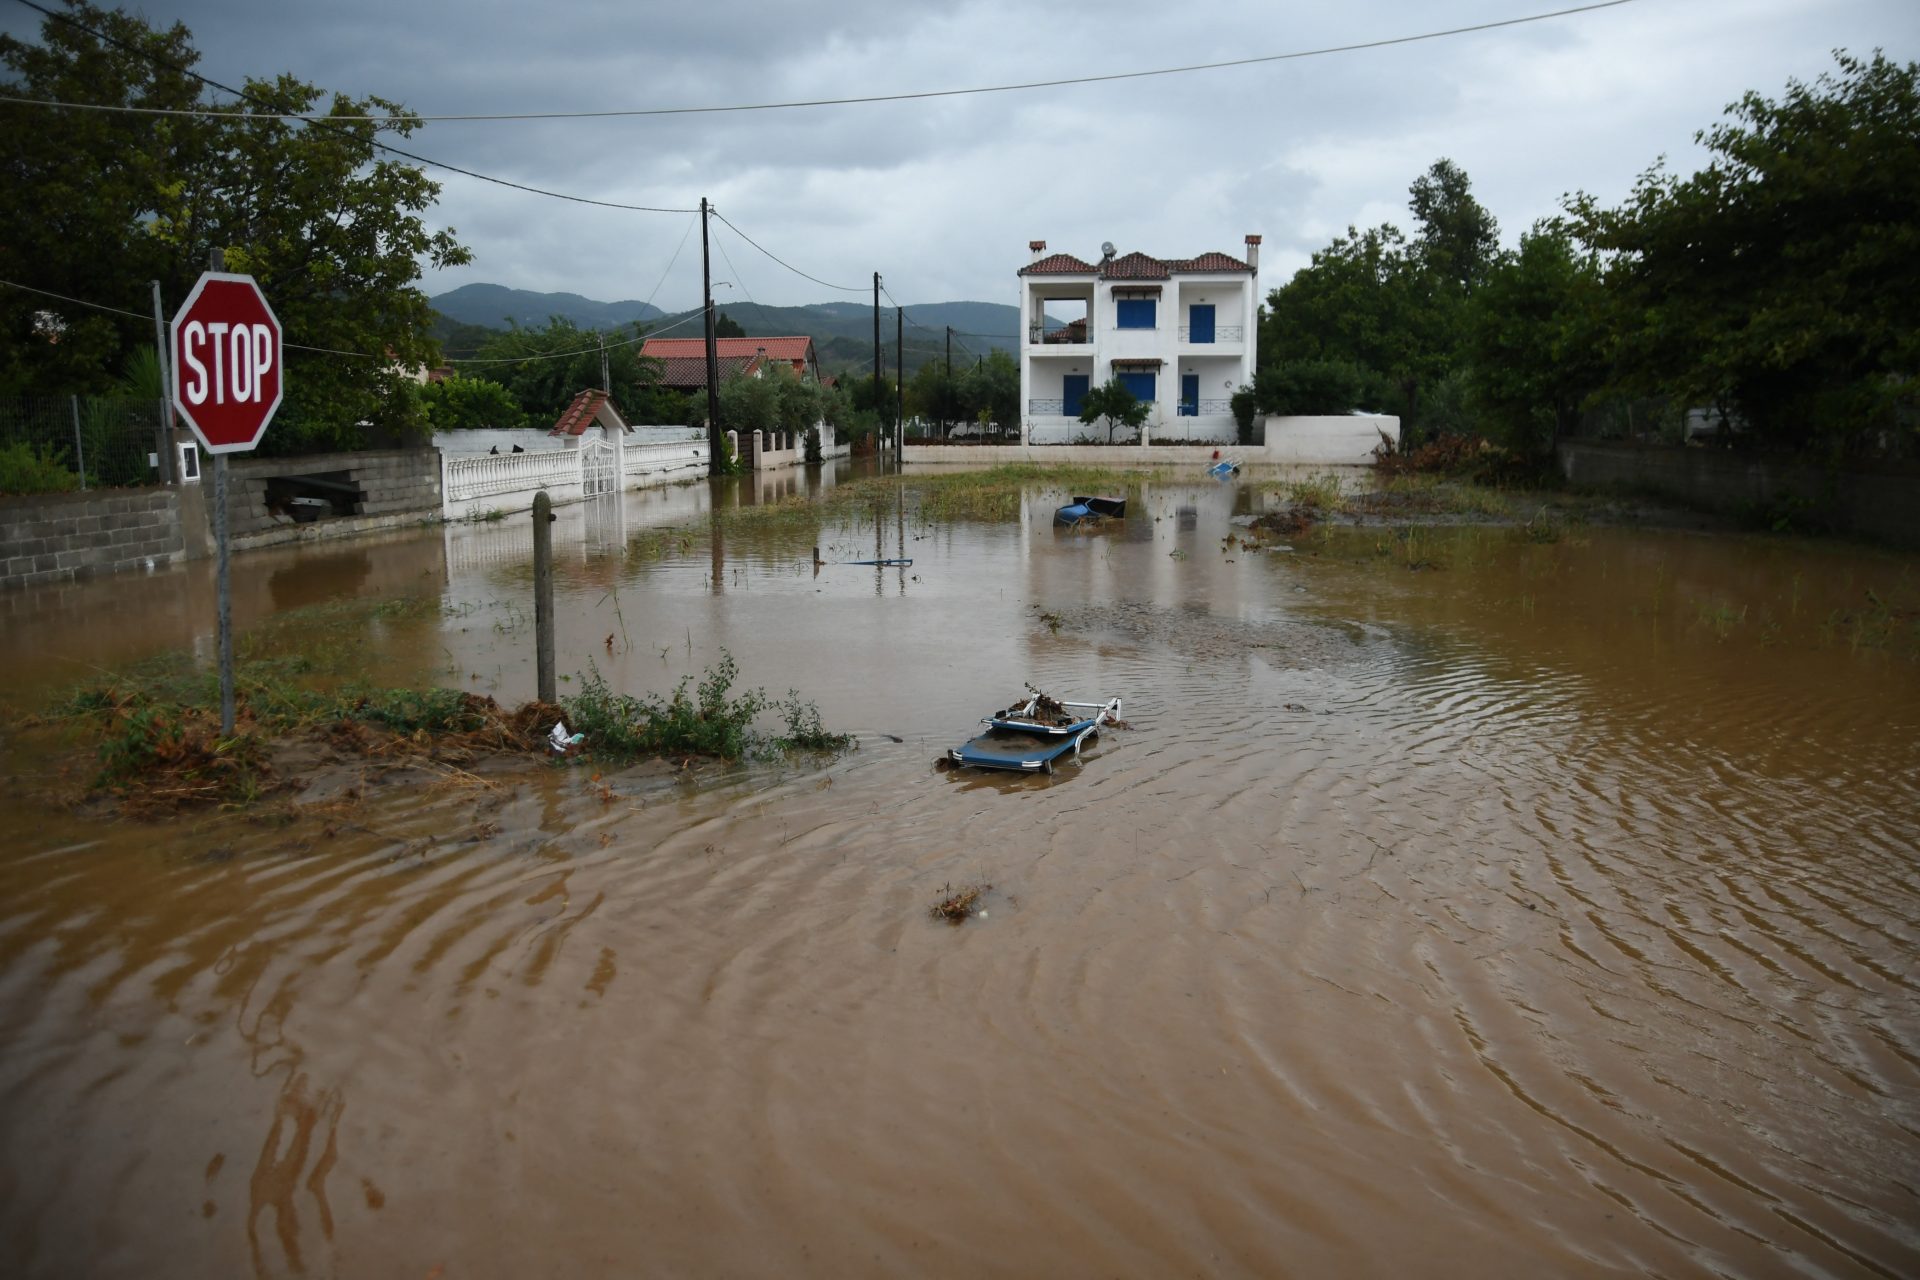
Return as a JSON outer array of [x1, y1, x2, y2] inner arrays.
[[169, 257, 283, 736]]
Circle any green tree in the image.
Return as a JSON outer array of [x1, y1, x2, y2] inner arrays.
[[420, 374, 524, 432], [1262, 160, 1500, 445], [1262, 224, 1446, 430], [472, 318, 664, 423], [1078, 377, 1150, 443], [1465, 222, 1608, 456], [1565, 51, 1920, 456], [1, 1, 472, 453], [714, 311, 746, 339], [957, 350, 1019, 433], [1253, 358, 1380, 416], [847, 373, 898, 429], [1409, 157, 1501, 293], [905, 360, 958, 431]]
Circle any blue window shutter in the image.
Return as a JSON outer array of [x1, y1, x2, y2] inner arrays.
[[1119, 371, 1156, 402], [1188, 305, 1214, 343], [1116, 298, 1156, 329]]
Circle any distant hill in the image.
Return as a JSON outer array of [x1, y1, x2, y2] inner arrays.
[[429, 285, 1030, 375], [431, 283, 669, 331]]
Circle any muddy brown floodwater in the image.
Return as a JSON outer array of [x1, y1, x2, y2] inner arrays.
[[2, 465, 1918, 1278]]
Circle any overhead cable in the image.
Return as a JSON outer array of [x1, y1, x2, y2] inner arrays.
[[4, 1, 1641, 123], [5, 0, 698, 214], [709, 210, 864, 293]]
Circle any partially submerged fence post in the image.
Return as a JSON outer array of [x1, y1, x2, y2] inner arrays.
[[533, 489, 556, 704]]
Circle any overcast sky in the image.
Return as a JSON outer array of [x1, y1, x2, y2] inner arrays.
[[7, 0, 1917, 316]]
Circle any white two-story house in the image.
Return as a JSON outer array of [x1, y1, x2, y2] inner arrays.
[[1018, 236, 1260, 445]]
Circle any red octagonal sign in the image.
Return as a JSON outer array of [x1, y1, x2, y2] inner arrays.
[[170, 272, 283, 454]]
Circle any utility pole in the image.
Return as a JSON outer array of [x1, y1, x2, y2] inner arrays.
[[599, 335, 610, 393], [701, 197, 722, 468], [872, 272, 882, 458], [208, 247, 234, 737], [149, 281, 174, 485], [895, 308, 904, 456], [945, 326, 953, 442]]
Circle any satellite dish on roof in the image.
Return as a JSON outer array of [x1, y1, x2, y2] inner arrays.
[[1100, 241, 1116, 259]]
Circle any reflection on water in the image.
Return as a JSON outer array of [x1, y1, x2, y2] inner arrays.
[[2, 467, 1918, 1278]]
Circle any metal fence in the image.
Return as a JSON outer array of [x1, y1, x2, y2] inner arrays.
[[0, 396, 171, 495]]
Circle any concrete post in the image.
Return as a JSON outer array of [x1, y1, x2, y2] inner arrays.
[[533, 490, 556, 704]]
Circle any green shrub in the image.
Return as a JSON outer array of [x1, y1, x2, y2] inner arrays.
[[0, 440, 78, 494]]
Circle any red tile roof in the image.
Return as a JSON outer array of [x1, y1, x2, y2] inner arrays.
[[654, 352, 762, 390], [642, 336, 817, 389], [1103, 251, 1170, 280], [550, 388, 630, 436], [643, 336, 815, 363], [1173, 251, 1254, 273], [1018, 252, 1097, 276], [1021, 247, 1257, 278]]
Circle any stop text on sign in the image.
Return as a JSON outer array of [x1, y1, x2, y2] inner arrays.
[[178, 321, 276, 407], [169, 271, 284, 454]]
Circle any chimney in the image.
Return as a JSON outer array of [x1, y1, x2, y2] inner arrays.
[[1029, 239, 1047, 264], [1244, 234, 1261, 272]]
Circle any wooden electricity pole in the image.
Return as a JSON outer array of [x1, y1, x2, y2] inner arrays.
[[701, 198, 722, 468]]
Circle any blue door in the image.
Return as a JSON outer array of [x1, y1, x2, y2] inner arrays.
[[1188, 304, 1215, 344], [1062, 374, 1088, 417], [1180, 374, 1199, 416]]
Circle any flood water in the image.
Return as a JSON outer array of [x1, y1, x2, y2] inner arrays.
[[3, 464, 1918, 1278]]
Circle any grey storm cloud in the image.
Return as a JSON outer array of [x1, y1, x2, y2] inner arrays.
[[5, 0, 1916, 308]]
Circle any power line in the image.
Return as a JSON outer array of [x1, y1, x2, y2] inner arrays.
[[709, 210, 863, 293], [446, 306, 706, 366], [4, 0, 698, 215], [0, 276, 146, 321], [0, 275, 706, 365], [708, 222, 757, 313], [2, 2, 1641, 123]]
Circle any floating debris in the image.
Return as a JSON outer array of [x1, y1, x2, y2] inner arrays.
[[931, 882, 992, 925]]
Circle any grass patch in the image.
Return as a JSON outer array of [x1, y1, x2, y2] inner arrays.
[[562, 654, 845, 760]]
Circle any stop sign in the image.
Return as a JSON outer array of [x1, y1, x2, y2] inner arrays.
[[170, 271, 283, 454]]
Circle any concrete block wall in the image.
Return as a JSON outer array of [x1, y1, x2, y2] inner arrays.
[[223, 449, 442, 538], [1, 488, 182, 590], [1557, 442, 1920, 549]]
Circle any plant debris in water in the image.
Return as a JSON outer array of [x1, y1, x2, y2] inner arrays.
[[36, 646, 849, 818], [930, 882, 991, 925]]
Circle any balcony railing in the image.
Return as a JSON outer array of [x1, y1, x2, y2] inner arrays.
[[1028, 398, 1065, 415], [1177, 324, 1246, 343], [1176, 399, 1233, 417], [1028, 325, 1091, 345]]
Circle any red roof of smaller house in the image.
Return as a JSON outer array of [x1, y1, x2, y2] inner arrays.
[[654, 352, 762, 390], [1018, 252, 1097, 276], [1102, 251, 1170, 280], [550, 388, 629, 436], [643, 336, 815, 363]]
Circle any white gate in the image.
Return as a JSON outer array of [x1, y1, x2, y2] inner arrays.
[[582, 437, 618, 497]]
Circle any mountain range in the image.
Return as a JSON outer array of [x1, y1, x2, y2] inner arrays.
[[430, 283, 1028, 374]]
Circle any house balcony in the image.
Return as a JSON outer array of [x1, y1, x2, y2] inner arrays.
[[1176, 398, 1233, 417], [1028, 323, 1092, 347], [1177, 324, 1245, 345]]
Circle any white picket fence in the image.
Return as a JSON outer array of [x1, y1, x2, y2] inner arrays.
[[441, 431, 707, 520]]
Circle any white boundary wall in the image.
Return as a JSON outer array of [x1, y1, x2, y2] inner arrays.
[[904, 415, 1398, 468]]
